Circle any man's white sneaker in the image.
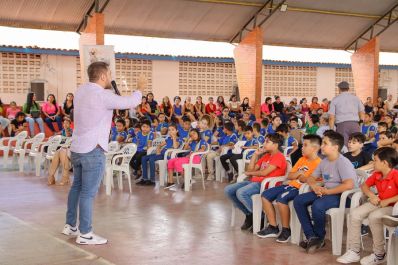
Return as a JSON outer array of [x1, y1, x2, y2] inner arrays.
[[76, 231, 108, 245], [360, 253, 386, 265], [61, 224, 79, 236], [337, 250, 361, 264]]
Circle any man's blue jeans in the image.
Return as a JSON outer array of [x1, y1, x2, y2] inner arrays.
[[141, 153, 163, 181], [224, 181, 261, 215], [66, 147, 105, 234], [293, 191, 341, 240]]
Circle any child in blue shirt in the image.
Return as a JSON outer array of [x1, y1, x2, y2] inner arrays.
[[110, 119, 128, 143], [156, 112, 169, 136], [166, 128, 207, 188], [138, 124, 182, 186], [131, 120, 154, 177], [173, 96, 183, 124], [60, 118, 73, 137], [213, 118, 225, 140], [276, 123, 298, 156], [178, 117, 191, 143], [206, 122, 238, 180], [243, 112, 254, 127], [236, 120, 247, 140], [366, 122, 388, 155], [267, 116, 282, 135], [253, 122, 265, 146], [260, 118, 269, 136], [200, 114, 213, 145], [220, 125, 258, 182]]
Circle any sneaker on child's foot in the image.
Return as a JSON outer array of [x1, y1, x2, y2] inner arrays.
[[306, 237, 325, 253], [299, 239, 308, 249], [256, 225, 280, 238], [76, 231, 108, 245], [207, 174, 215, 181], [276, 227, 291, 243], [136, 179, 147, 185], [61, 224, 79, 236], [337, 250, 361, 264], [360, 253, 386, 265], [240, 214, 253, 231], [164, 183, 176, 189], [227, 172, 234, 182], [145, 180, 156, 186]]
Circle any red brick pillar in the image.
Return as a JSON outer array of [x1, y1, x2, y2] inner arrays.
[[233, 27, 263, 118], [83, 13, 105, 45], [351, 37, 380, 104]]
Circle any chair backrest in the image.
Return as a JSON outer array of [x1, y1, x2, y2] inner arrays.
[[151, 137, 165, 148], [355, 169, 370, 187], [30, 133, 45, 152], [119, 143, 137, 166], [63, 137, 72, 147], [285, 160, 293, 177], [46, 135, 62, 156], [108, 141, 120, 152], [14, 131, 28, 149]]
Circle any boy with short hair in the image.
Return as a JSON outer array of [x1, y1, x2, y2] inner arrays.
[[260, 118, 269, 136], [316, 114, 330, 137], [224, 133, 287, 231], [257, 134, 322, 242], [377, 131, 394, 148], [220, 126, 258, 182], [110, 119, 128, 143], [294, 131, 357, 252], [242, 111, 254, 127], [367, 122, 388, 154], [344, 132, 372, 169], [178, 117, 191, 142], [61, 118, 73, 137], [276, 124, 298, 155], [156, 112, 169, 136], [206, 122, 238, 181], [253, 122, 265, 146], [131, 120, 154, 177]]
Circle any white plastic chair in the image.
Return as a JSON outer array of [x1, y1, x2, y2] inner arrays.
[[182, 144, 210, 191], [252, 162, 292, 234], [156, 145, 184, 186], [145, 137, 165, 155], [0, 131, 28, 168], [103, 141, 120, 194], [385, 203, 398, 265], [237, 148, 257, 177], [110, 143, 137, 194], [29, 135, 62, 177], [13, 133, 45, 173], [214, 146, 230, 182]]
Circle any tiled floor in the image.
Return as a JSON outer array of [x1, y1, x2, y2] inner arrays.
[[0, 166, 357, 265]]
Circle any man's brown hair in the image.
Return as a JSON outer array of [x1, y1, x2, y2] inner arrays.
[[87, 61, 109, 82]]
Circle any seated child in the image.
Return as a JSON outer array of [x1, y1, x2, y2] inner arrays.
[[213, 117, 225, 140], [224, 133, 287, 231], [337, 147, 398, 265], [10, 112, 27, 137], [289, 116, 303, 145], [220, 125, 258, 182], [235, 120, 247, 140], [131, 120, 154, 177], [256, 134, 321, 242], [166, 128, 207, 188], [361, 112, 377, 142], [138, 124, 182, 186], [305, 113, 320, 135], [293, 131, 357, 252], [367, 122, 388, 154], [206, 122, 238, 181], [276, 124, 298, 155], [178, 117, 191, 143], [344, 132, 372, 169], [260, 118, 269, 136], [199, 114, 213, 145], [253, 122, 265, 146], [267, 116, 282, 135], [60, 118, 73, 137], [110, 119, 128, 143], [377, 131, 394, 148], [242, 111, 254, 127], [316, 114, 330, 137], [156, 112, 169, 136]]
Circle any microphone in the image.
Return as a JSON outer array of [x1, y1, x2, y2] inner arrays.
[[111, 80, 120, 96]]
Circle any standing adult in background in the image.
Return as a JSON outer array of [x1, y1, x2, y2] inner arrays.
[[62, 62, 143, 245], [384, 94, 394, 112], [328, 81, 364, 146], [23, 92, 45, 137]]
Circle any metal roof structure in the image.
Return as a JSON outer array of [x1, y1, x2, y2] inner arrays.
[[0, 0, 397, 52]]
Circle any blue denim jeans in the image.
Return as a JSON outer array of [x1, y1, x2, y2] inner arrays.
[[25, 117, 44, 136], [224, 181, 261, 215], [141, 153, 163, 181], [44, 115, 63, 132], [293, 191, 341, 240], [66, 147, 105, 234]]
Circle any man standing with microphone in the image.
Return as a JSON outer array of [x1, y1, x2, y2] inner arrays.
[[61, 61, 143, 245]]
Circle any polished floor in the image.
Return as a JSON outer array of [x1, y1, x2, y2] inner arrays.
[[0, 164, 368, 265]]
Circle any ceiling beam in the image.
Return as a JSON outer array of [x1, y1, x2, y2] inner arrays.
[[76, 0, 111, 34], [345, 1, 398, 51], [229, 0, 286, 43]]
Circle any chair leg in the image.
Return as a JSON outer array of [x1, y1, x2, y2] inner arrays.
[[184, 165, 191, 192], [201, 169, 205, 190], [35, 156, 41, 177], [126, 169, 132, 194], [252, 194, 263, 234], [231, 205, 236, 227], [3, 148, 9, 167], [330, 209, 344, 256], [18, 152, 25, 173], [118, 171, 123, 190]]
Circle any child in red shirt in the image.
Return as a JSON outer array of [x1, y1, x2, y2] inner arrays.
[[338, 147, 398, 264]]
